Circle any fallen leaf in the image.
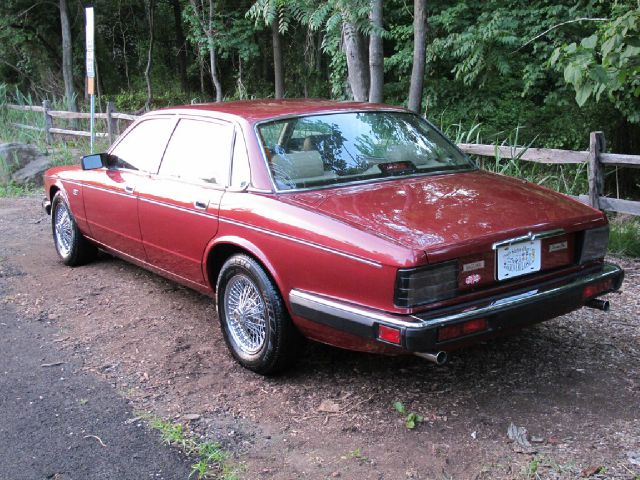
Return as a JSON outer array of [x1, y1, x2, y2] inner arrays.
[[581, 465, 604, 477], [318, 399, 340, 413], [507, 422, 536, 454]]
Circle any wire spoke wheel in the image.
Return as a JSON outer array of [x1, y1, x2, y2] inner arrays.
[[224, 273, 267, 355], [54, 201, 75, 257]]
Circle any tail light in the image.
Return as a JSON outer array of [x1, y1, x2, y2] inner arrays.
[[395, 260, 458, 307], [438, 318, 488, 342], [579, 226, 609, 263], [377, 324, 402, 345], [582, 278, 613, 299]]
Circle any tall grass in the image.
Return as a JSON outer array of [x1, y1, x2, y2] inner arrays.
[[448, 122, 589, 197], [609, 216, 640, 257]]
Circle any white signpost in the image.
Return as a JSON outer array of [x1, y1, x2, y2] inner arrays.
[[85, 6, 95, 153]]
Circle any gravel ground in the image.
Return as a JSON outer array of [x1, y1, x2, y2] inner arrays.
[[1, 195, 639, 480]]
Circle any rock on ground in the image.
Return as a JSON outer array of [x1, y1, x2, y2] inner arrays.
[[0, 143, 40, 184]]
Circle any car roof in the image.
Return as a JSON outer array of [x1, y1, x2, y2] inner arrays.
[[158, 99, 408, 123]]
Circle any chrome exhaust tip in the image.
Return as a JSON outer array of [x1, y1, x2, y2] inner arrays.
[[415, 351, 448, 365], [586, 298, 610, 312]]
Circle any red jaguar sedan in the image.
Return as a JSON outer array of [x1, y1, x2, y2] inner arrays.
[[43, 100, 624, 374]]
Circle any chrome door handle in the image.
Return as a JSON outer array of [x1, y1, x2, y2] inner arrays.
[[194, 200, 208, 210], [124, 185, 135, 194]]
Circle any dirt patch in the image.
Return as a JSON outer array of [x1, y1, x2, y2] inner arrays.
[[2, 195, 639, 479]]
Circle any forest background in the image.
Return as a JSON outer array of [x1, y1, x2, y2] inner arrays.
[[0, 0, 638, 208]]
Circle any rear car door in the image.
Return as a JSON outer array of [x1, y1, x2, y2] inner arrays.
[[137, 117, 234, 286], [82, 117, 176, 260]]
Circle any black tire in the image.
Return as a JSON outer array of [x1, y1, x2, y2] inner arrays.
[[51, 191, 97, 266], [216, 254, 301, 375]]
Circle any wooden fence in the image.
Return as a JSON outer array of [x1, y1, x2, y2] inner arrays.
[[458, 132, 640, 216], [5, 100, 138, 145], [4, 102, 640, 216]]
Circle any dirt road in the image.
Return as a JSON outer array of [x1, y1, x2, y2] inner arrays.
[[1, 195, 639, 479]]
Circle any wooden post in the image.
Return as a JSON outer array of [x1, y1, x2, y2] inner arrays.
[[106, 101, 116, 145], [42, 100, 53, 144], [587, 131, 605, 210]]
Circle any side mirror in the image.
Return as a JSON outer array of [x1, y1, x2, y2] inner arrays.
[[81, 153, 107, 170]]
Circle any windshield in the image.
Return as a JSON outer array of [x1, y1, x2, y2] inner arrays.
[[257, 111, 474, 191]]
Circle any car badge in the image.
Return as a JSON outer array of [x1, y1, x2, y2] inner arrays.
[[465, 273, 482, 285]]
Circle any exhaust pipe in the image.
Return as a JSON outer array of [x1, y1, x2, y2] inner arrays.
[[586, 298, 610, 312], [415, 351, 448, 365]]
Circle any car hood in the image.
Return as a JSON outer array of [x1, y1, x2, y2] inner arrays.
[[285, 170, 604, 260]]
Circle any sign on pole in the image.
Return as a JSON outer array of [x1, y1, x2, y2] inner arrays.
[[85, 6, 95, 153]]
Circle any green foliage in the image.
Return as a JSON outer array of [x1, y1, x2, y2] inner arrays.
[[392, 401, 424, 430], [609, 216, 640, 257], [150, 418, 241, 480], [550, 4, 640, 123]]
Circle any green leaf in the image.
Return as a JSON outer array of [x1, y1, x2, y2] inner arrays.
[[581, 34, 598, 50], [405, 417, 416, 429], [393, 401, 406, 414], [575, 84, 593, 106]]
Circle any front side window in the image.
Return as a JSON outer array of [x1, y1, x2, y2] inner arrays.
[[110, 118, 175, 173], [159, 118, 233, 186], [257, 111, 474, 191]]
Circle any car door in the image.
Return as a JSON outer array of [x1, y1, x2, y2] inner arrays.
[[136, 117, 234, 286], [82, 117, 176, 260]]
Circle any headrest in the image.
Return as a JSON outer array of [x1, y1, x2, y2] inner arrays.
[[272, 151, 325, 179]]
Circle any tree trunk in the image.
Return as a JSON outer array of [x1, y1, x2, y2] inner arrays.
[[368, 0, 384, 103], [272, 16, 284, 99], [144, 0, 155, 111], [59, 0, 76, 112], [208, 0, 222, 102], [343, 22, 369, 102], [407, 0, 427, 113], [169, 0, 189, 92]]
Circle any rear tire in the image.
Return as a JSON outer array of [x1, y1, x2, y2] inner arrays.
[[216, 254, 301, 375], [51, 192, 97, 266]]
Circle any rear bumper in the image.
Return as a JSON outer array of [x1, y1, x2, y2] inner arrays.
[[289, 263, 624, 353]]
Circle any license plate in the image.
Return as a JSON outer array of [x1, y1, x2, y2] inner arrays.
[[497, 240, 541, 280]]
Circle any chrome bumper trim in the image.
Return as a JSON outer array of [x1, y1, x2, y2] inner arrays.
[[289, 263, 623, 332]]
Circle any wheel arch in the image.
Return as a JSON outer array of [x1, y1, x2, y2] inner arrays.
[[203, 236, 285, 297], [49, 182, 64, 202]]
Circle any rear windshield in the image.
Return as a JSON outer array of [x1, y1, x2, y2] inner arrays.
[[257, 111, 474, 191]]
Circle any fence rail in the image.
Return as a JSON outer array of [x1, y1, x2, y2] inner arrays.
[[5, 101, 139, 144], [4, 103, 640, 216]]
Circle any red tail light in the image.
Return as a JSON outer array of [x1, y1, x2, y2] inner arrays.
[[438, 318, 488, 342], [582, 278, 613, 299], [378, 325, 401, 345]]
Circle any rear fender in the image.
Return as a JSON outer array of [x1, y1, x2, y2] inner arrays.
[[202, 235, 285, 296]]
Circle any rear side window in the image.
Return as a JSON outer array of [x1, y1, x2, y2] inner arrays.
[[110, 118, 174, 173], [231, 128, 251, 188], [159, 119, 233, 186]]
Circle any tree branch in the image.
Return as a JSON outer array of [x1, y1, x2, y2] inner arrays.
[[513, 17, 609, 53]]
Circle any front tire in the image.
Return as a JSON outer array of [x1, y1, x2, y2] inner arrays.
[[51, 192, 97, 266], [216, 254, 300, 375]]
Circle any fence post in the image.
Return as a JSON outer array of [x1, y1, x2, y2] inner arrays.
[[587, 131, 605, 210], [106, 101, 116, 144], [42, 100, 53, 144]]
